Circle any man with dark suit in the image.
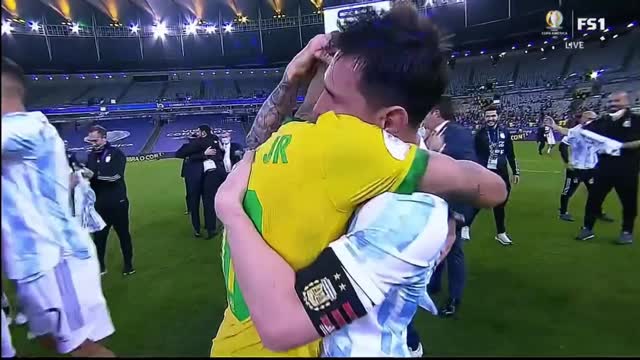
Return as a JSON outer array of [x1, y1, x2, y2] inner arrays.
[[406, 96, 478, 355], [536, 124, 546, 155], [474, 105, 520, 246], [181, 134, 199, 215], [176, 125, 224, 239]]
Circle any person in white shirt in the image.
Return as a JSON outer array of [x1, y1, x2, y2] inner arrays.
[[556, 112, 614, 222], [1, 57, 115, 357]]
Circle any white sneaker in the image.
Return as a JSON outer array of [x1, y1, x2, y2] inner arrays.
[[409, 343, 423, 357], [461, 226, 471, 241], [14, 312, 27, 326], [495, 233, 513, 246]]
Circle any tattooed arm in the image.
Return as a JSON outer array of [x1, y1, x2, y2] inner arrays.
[[293, 63, 327, 123], [245, 34, 332, 149], [245, 78, 299, 150]]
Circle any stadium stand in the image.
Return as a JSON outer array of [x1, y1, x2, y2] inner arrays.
[[56, 117, 156, 156], [151, 114, 247, 153]]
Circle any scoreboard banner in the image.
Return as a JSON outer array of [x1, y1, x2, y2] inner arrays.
[[323, 1, 392, 33]]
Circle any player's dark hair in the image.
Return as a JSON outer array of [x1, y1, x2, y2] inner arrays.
[[333, 2, 449, 128], [484, 104, 499, 114], [2, 56, 26, 99], [198, 124, 212, 135], [434, 95, 454, 121], [89, 125, 107, 138]]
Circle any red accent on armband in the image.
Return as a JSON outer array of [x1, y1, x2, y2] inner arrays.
[[342, 302, 358, 321], [320, 315, 334, 335], [331, 309, 347, 328]]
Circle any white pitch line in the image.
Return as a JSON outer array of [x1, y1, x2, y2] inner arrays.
[[519, 169, 562, 174]]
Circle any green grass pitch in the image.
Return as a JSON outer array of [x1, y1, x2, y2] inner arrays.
[[3, 142, 639, 357]]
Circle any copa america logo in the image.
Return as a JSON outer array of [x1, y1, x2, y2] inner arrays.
[[542, 10, 567, 37], [546, 10, 563, 31]]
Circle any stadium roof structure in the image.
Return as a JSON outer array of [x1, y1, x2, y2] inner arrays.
[[2, 0, 638, 72]]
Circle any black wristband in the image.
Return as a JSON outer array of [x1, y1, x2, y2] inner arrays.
[[294, 247, 368, 337]]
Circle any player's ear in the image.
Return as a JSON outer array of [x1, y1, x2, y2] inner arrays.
[[378, 106, 409, 137]]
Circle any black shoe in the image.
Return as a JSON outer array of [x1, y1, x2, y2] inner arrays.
[[439, 298, 460, 317], [123, 266, 136, 276], [575, 227, 595, 241], [559, 213, 575, 222], [194, 231, 201, 238], [597, 213, 615, 223]]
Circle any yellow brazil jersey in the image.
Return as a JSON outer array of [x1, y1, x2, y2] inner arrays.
[[211, 111, 428, 357]]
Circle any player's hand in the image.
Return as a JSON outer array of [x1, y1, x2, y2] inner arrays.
[[215, 151, 255, 223], [543, 115, 556, 128], [565, 163, 575, 170], [425, 131, 446, 153], [285, 34, 333, 84], [512, 175, 520, 185], [204, 146, 217, 156]]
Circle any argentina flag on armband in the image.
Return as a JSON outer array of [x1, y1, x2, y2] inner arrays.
[[324, 192, 450, 357]]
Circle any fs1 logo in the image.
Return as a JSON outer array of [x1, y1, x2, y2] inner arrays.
[[577, 18, 606, 31]]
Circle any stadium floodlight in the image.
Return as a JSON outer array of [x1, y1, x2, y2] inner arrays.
[[130, 24, 139, 34], [612, 34, 619, 39], [511, 45, 516, 50], [589, 71, 599, 80], [33, 76, 39, 81], [543, 40, 548, 44], [540, 47, 544, 52], [628, 22, 636, 28], [30, 21, 40, 31], [186, 20, 198, 35], [224, 23, 233, 33], [499, 52, 506, 57], [205, 25, 217, 34], [71, 23, 80, 34], [599, 35, 605, 41], [2, 20, 13, 35], [527, 43, 532, 47], [480, 50, 485, 54], [153, 21, 168, 39], [551, 45, 555, 50]]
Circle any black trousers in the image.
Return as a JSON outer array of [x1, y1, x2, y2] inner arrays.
[[93, 199, 134, 271], [186, 172, 204, 232], [184, 177, 189, 212], [559, 168, 596, 214], [492, 169, 511, 234], [537, 141, 546, 155], [202, 169, 227, 233], [584, 170, 638, 233]]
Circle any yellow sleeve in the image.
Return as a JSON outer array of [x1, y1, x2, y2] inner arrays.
[[319, 113, 429, 211]]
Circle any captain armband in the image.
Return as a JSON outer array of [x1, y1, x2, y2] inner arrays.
[[294, 247, 368, 337]]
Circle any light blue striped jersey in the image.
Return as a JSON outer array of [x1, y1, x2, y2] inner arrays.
[[2, 111, 93, 282], [323, 192, 449, 357], [565, 124, 622, 169]]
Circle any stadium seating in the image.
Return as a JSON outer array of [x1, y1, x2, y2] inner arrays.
[[151, 114, 247, 154], [57, 117, 156, 156]]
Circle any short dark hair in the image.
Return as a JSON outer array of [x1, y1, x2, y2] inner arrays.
[[333, 2, 449, 127], [2, 56, 26, 98], [434, 95, 454, 121], [198, 124, 212, 135], [484, 104, 499, 114], [88, 125, 107, 137]]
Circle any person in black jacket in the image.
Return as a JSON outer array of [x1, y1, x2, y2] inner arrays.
[[574, 92, 640, 244], [86, 125, 135, 276], [536, 124, 546, 155], [474, 105, 520, 246], [175, 125, 225, 239]]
